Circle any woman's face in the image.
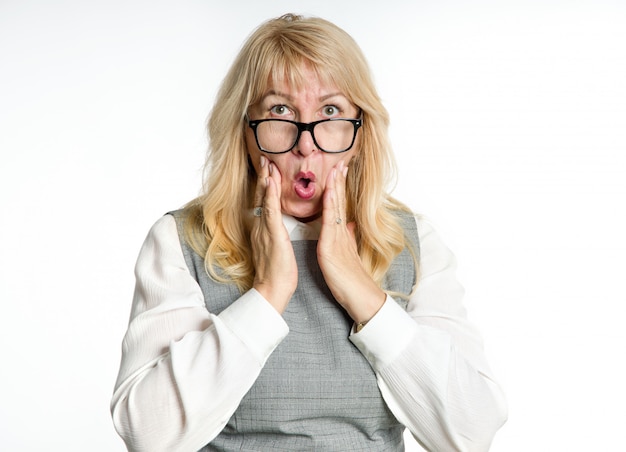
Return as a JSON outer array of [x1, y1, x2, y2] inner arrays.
[[246, 66, 360, 222]]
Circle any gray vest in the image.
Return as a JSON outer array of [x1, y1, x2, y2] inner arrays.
[[170, 211, 420, 451]]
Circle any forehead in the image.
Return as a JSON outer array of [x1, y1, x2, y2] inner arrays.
[[254, 61, 345, 103], [264, 78, 342, 103]]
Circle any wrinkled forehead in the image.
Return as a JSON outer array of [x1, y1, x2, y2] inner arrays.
[[251, 58, 346, 106]]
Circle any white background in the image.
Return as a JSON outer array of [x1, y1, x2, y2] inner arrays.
[[1, 1, 624, 450]]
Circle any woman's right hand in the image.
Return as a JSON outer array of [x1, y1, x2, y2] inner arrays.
[[250, 156, 297, 313]]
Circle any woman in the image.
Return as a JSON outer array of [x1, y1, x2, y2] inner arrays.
[[111, 14, 507, 452]]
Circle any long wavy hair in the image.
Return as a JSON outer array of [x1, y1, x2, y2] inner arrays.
[[184, 14, 416, 295]]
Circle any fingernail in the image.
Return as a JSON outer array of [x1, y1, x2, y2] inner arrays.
[[332, 169, 337, 180], [260, 156, 266, 168], [343, 165, 348, 177], [269, 163, 273, 175]]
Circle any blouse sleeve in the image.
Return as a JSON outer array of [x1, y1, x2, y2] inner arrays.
[[110, 215, 289, 452], [350, 215, 508, 451]]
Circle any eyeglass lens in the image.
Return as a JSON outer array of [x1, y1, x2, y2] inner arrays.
[[256, 120, 356, 153]]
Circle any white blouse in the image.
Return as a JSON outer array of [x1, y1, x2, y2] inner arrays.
[[111, 214, 507, 452]]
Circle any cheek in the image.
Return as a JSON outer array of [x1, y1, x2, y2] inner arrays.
[[245, 130, 263, 173], [344, 147, 360, 172], [272, 159, 295, 183], [329, 148, 358, 173]]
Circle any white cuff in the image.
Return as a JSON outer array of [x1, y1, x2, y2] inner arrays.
[[218, 289, 289, 366], [349, 295, 417, 370]]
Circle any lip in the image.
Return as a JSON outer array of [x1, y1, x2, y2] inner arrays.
[[295, 171, 316, 182], [294, 171, 316, 200]]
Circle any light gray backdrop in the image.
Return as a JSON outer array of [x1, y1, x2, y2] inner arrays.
[[1, 1, 624, 450]]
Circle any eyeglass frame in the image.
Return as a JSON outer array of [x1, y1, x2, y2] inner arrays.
[[247, 117, 363, 154]]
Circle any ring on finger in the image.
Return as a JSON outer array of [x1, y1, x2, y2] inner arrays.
[[253, 206, 263, 217]]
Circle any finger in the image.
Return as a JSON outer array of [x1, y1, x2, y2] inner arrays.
[[261, 163, 284, 228], [322, 160, 348, 226], [335, 160, 348, 217], [253, 155, 269, 209], [346, 221, 357, 239], [321, 167, 337, 225]]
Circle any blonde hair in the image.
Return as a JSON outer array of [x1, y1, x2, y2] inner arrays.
[[184, 14, 416, 295]]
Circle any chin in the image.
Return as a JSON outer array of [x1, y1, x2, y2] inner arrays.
[[283, 203, 321, 223]]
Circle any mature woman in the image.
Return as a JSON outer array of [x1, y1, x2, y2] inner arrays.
[[111, 14, 507, 452]]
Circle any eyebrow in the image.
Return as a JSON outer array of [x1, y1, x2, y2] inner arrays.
[[262, 90, 293, 101], [261, 90, 347, 103]]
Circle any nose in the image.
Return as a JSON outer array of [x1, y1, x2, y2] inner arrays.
[[293, 129, 317, 156]]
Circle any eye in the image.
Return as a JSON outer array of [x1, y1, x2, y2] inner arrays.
[[270, 105, 291, 116], [322, 105, 340, 117]]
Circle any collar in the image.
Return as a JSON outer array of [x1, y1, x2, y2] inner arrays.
[[247, 209, 321, 240], [283, 214, 322, 240]]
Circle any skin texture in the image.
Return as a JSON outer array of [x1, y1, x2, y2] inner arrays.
[[247, 66, 386, 324]]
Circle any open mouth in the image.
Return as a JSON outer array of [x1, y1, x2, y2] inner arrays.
[[294, 171, 316, 199]]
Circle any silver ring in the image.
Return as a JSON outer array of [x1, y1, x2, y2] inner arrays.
[[253, 207, 263, 217], [335, 217, 342, 224]]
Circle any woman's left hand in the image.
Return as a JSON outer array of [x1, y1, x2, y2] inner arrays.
[[317, 160, 386, 326]]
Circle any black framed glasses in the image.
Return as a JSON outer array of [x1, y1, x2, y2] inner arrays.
[[248, 118, 363, 154]]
